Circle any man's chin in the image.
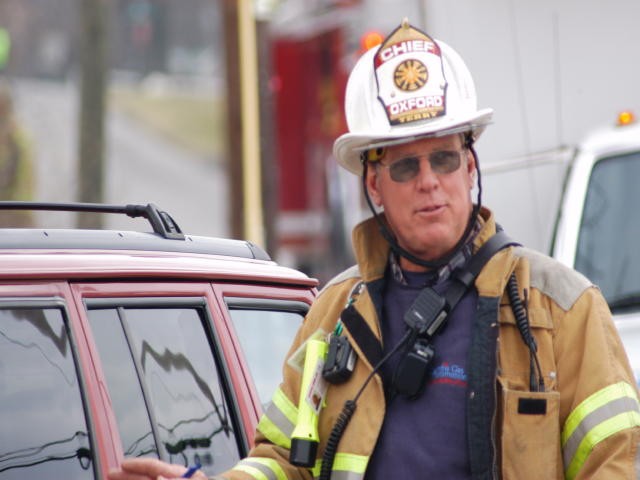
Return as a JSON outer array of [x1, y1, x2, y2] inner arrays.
[[398, 244, 452, 269]]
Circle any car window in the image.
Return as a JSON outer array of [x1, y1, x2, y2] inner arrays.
[[88, 308, 159, 459], [227, 299, 306, 405], [87, 303, 241, 476], [0, 306, 95, 480], [575, 151, 640, 305]]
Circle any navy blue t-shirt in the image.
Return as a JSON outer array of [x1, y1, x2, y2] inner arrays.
[[365, 269, 478, 479]]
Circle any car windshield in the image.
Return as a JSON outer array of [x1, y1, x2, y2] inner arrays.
[[574, 150, 640, 311]]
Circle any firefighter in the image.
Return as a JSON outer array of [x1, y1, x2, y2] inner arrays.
[[0, 82, 33, 226], [0, 27, 10, 72], [109, 19, 640, 480]]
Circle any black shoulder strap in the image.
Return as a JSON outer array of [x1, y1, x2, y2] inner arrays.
[[339, 279, 383, 369], [341, 231, 519, 368], [446, 230, 520, 310], [341, 304, 383, 368]]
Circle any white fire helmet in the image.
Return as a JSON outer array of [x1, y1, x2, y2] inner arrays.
[[333, 19, 493, 175]]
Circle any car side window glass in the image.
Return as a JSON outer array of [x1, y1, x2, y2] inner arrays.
[[576, 151, 640, 304], [89, 305, 241, 476], [125, 308, 240, 473], [227, 301, 305, 405], [0, 307, 95, 479], [87, 309, 159, 459]]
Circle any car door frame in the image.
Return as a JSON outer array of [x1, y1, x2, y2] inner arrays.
[[0, 280, 109, 480], [69, 281, 260, 477], [209, 282, 315, 440]]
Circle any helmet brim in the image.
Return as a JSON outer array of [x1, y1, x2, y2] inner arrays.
[[333, 108, 493, 175]]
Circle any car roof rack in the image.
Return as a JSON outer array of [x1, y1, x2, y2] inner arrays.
[[0, 201, 184, 239], [0, 201, 272, 260]]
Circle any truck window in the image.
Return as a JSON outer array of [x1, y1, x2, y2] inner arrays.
[[0, 306, 95, 479], [575, 151, 640, 307], [87, 303, 242, 477], [226, 299, 307, 405]]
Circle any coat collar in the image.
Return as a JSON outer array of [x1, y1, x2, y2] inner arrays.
[[351, 207, 500, 284]]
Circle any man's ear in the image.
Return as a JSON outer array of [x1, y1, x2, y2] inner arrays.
[[365, 164, 383, 207], [465, 149, 477, 189]]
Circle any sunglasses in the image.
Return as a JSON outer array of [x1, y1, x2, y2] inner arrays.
[[378, 150, 464, 182]]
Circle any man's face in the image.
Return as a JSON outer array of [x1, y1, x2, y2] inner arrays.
[[365, 134, 476, 268]]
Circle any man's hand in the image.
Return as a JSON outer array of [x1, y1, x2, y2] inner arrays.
[[108, 458, 208, 480]]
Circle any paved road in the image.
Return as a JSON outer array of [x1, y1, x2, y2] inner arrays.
[[12, 78, 229, 238]]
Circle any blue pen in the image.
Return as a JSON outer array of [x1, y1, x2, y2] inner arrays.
[[182, 462, 201, 478]]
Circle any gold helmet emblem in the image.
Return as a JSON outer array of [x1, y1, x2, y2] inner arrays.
[[393, 59, 428, 91]]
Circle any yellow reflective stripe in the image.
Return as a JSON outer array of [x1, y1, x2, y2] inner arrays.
[[562, 382, 639, 443], [234, 464, 269, 480], [271, 387, 298, 425], [257, 413, 291, 449], [565, 411, 640, 480], [332, 453, 368, 473], [256, 388, 298, 449], [311, 453, 368, 479], [562, 382, 640, 480], [232, 458, 288, 480]]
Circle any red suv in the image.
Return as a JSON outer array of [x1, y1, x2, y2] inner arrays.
[[0, 202, 317, 480]]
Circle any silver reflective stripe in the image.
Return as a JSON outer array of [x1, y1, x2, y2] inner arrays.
[[563, 396, 640, 467], [327, 471, 365, 480], [263, 400, 295, 437], [238, 460, 279, 480]]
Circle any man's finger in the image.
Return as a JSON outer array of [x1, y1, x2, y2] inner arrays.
[[109, 458, 187, 480]]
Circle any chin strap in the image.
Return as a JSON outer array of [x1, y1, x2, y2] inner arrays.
[[361, 134, 482, 269]]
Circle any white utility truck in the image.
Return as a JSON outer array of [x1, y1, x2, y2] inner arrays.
[[551, 113, 640, 382]]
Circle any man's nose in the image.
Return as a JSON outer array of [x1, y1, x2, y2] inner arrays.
[[415, 157, 439, 190]]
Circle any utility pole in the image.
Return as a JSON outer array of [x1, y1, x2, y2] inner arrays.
[[256, 16, 277, 254], [237, 0, 264, 248], [77, 0, 107, 228], [222, 0, 266, 248], [222, 0, 244, 240]]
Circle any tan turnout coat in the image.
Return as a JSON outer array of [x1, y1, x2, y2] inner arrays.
[[219, 209, 640, 480]]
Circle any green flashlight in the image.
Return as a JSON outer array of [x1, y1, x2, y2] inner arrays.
[[290, 338, 328, 467]]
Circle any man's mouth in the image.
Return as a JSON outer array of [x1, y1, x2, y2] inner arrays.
[[417, 203, 445, 213]]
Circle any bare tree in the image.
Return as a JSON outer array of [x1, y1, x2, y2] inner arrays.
[[77, 0, 107, 228]]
